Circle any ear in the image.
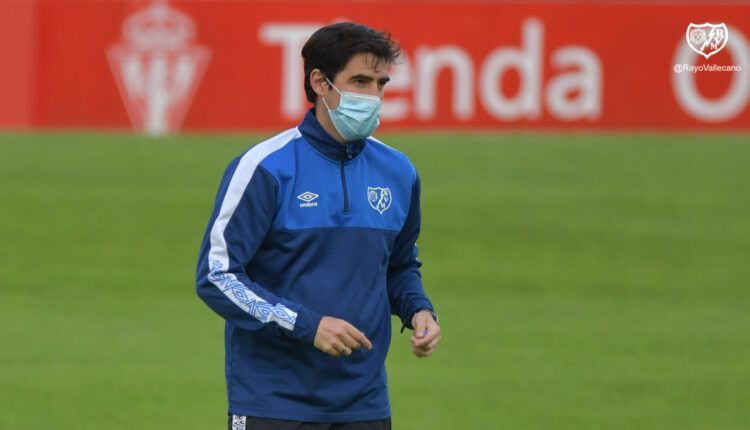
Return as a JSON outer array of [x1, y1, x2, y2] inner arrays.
[[310, 69, 330, 98]]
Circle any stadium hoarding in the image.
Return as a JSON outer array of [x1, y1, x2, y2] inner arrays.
[[0, 0, 748, 133]]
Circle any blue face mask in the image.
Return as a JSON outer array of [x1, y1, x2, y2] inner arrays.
[[323, 78, 382, 141]]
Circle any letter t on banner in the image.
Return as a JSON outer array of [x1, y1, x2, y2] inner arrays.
[[259, 23, 322, 120]]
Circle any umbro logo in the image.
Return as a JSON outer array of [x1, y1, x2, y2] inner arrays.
[[297, 191, 319, 208], [231, 415, 246, 430]]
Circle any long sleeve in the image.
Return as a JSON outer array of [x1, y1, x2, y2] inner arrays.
[[386, 173, 435, 330], [195, 156, 322, 344]]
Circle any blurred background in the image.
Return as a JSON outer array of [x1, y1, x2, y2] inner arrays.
[[1, 0, 749, 429]]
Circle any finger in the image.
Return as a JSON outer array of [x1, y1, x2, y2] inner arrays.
[[339, 332, 362, 351], [413, 316, 428, 339], [345, 324, 373, 350], [412, 344, 432, 358], [425, 337, 440, 350], [412, 328, 440, 348], [332, 343, 351, 357], [340, 345, 352, 356], [414, 339, 440, 356]]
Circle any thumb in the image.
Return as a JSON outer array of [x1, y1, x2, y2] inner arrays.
[[413, 314, 427, 339]]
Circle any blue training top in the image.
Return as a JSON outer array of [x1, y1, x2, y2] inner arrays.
[[195, 109, 435, 423]]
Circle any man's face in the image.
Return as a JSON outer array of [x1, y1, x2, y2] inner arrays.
[[324, 53, 390, 109]]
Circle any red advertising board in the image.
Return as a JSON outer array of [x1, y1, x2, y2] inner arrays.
[[1, 0, 749, 132]]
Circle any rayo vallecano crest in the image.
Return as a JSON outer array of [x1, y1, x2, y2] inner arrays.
[[367, 187, 392, 214], [107, 0, 211, 135], [686, 23, 729, 59]]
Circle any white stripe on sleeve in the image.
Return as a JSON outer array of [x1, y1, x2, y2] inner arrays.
[[207, 128, 300, 331]]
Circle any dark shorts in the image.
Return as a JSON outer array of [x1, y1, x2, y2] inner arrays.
[[228, 415, 392, 430]]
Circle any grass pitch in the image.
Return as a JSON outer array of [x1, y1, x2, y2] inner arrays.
[[1, 132, 748, 429]]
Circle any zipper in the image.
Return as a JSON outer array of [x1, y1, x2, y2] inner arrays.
[[339, 159, 349, 212], [339, 144, 356, 213]]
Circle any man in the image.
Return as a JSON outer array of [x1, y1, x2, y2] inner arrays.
[[196, 22, 441, 430]]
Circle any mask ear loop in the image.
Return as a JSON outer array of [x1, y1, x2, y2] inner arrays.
[[325, 77, 343, 96], [322, 77, 342, 111]]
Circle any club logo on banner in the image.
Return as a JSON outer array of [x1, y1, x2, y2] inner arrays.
[[686, 23, 729, 59], [107, 0, 211, 135]]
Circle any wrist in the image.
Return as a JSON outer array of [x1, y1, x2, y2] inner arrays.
[[291, 307, 323, 344], [411, 308, 438, 326]]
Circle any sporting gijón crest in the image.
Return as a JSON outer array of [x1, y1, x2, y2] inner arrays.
[[107, 1, 211, 135]]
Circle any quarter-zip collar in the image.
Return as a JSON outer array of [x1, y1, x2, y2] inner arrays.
[[298, 108, 366, 163]]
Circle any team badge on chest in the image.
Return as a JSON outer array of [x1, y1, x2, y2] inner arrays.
[[367, 187, 392, 214]]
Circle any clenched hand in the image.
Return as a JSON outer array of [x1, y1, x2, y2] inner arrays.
[[410, 310, 441, 358]]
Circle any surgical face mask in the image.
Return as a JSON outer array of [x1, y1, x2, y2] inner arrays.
[[322, 78, 382, 141]]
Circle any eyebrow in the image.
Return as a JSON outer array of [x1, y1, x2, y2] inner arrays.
[[350, 74, 391, 84]]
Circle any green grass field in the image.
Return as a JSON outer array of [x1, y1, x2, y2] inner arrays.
[[1, 132, 749, 429]]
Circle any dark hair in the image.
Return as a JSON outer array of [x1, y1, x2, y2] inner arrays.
[[302, 22, 401, 103]]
